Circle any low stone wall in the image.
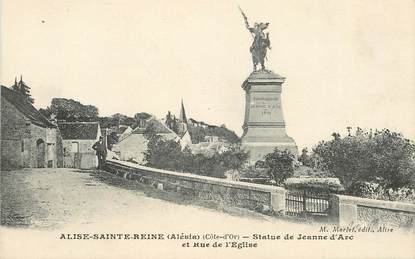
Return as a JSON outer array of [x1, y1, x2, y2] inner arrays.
[[330, 194, 415, 228], [104, 159, 415, 227], [105, 159, 286, 214]]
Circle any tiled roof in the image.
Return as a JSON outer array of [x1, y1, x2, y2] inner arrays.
[[117, 125, 129, 134], [132, 119, 173, 135], [58, 122, 99, 140], [1, 85, 56, 128]]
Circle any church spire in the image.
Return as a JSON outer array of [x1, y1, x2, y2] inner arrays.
[[12, 77, 19, 91], [179, 99, 187, 123]]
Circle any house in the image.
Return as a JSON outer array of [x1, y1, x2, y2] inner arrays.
[[1, 85, 63, 170], [204, 135, 220, 143], [187, 118, 214, 129], [189, 134, 229, 156], [165, 100, 189, 135], [58, 122, 101, 169], [177, 130, 191, 150], [117, 125, 133, 141], [190, 141, 229, 157], [113, 118, 177, 164], [164, 100, 193, 150], [176, 100, 192, 150], [188, 118, 198, 127], [200, 122, 209, 129]]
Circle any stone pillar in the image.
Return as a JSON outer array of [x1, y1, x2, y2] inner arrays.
[[329, 194, 358, 225], [241, 70, 298, 164], [270, 188, 287, 214]]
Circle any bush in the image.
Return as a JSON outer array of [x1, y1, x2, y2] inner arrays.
[[143, 128, 248, 179], [349, 181, 415, 203], [188, 124, 240, 144], [257, 148, 295, 186], [312, 128, 415, 194]]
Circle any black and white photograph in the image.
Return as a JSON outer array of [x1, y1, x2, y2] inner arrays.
[[1, 1, 414, 258]]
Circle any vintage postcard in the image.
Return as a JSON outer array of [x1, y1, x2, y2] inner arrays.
[[1, 1, 414, 258]]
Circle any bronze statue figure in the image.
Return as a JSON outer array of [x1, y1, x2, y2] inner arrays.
[[239, 7, 271, 71]]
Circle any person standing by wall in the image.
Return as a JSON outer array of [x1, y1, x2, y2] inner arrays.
[[92, 136, 107, 169]]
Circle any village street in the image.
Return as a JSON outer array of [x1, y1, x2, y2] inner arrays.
[[1, 168, 284, 229], [1, 168, 413, 259]]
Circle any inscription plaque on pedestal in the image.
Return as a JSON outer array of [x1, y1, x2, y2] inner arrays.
[[241, 70, 298, 164]]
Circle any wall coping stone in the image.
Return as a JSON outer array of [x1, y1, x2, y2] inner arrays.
[[107, 159, 286, 194], [333, 194, 415, 213]]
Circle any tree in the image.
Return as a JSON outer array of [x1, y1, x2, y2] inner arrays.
[[133, 112, 152, 128], [106, 132, 119, 150], [143, 125, 247, 179], [187, 124, 240, 144], [144, 136, 186, 171], [111, 113, 128, 125], [99, 113, 136, 128], [298, 147, 313, 166], [312, 128, 415, 195], [186, 153, 228, 178], [258, 148, 295, 186], [134, 112, 151, 121], [143, 124, 193, 172], [44, 98, 99, 121], [143, 123, 181, 170], [220, 146, 249, 171], [98, 116, 116, 129]]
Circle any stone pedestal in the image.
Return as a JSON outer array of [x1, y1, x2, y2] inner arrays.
[[241, 70, 298, 164]]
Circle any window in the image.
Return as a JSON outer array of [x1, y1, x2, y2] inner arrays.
[[71, 142, 79, 153]]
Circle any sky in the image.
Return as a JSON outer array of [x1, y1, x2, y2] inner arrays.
[[1, 0, 414, 149]]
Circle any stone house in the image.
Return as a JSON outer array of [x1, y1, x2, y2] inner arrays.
[[190, 141, 229, 157], [163, 100, 193, 150], [188, 118, 198, 127], [113, 118, 177, 164], [204, 135, 220, 143], [1, 85, 63, 170], [117, 125, 133, 141], [179, 130, 192, 150], [187, 118, 215, 129], [57, 122, 101, 169]]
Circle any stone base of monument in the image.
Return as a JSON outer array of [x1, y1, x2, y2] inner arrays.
[[242, 141, 298, 165], [241, 70, 298, 164]]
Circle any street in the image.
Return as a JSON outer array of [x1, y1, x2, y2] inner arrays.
[[1, 168, 413, 259], [1, 168, 278, 229]]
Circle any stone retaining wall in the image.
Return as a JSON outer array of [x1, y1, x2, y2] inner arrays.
[[105, 159, 415, 227], [330, 194, 415, 228], [105, 159, 286, 214]]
